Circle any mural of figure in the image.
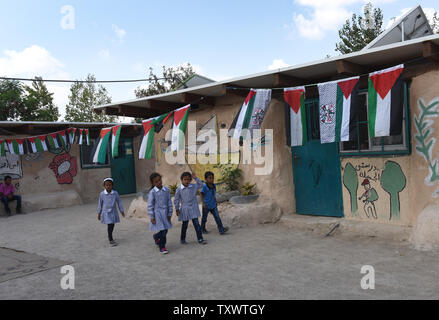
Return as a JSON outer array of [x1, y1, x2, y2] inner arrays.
[[358, 179, 379, 219]]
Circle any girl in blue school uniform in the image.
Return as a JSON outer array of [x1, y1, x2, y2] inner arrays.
[[174, 172, 207, 245], [147, 172, 173, 254], [97, 178, 125, 247]]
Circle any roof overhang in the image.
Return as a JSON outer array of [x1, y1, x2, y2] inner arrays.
[[94, 34, 439, 118]]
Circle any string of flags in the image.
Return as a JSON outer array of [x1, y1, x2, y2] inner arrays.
[[0, 64, 406, 162], [0, 128, 91, 157]]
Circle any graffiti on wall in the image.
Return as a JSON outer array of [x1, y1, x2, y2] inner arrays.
[[342, 161, 406, 221], [0, 153, 23, 180], [414, 98, 439, 197], [49, 153, 77, 184]]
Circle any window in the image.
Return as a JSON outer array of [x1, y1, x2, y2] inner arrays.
[[339, 83, 410, 156], [80, 138, 110, 169]]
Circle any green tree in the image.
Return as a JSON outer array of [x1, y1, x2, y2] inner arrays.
[[381, 161, 406, 221], [343, 163, 359, 215], [65, 74, 116, 122], [21, 77, 60, 121], [134, 63, 195, 98], [0, 79, 24, 121], [336, 2, 383, 54]]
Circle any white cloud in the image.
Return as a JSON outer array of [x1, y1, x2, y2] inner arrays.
[[292, 0, 397, 39], [112, 24, 126, 43], [0, 45, 71, 119], [268, 59, 290, 70]]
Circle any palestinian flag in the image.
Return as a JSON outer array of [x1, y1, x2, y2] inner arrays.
[[171, 105, 190, 152], [28, 136, 48, 153], [318, 76, 360, 144], [58, 130, 68, 149], [6, 139, 25, 155], [67, 128, 77, 144], [111, 125, 122, 158], [92, 127, 112, 164], [0, 140, 6, 157], [85, 129, 90, 145], [368, 64, 404, 138], [78, 129, 84, 145], [284, 86, 307, 147], [139, 119, 155, 159], [228, 89, 272, 139], [47, 133, 60, 149], [154, 111, 173, 133]]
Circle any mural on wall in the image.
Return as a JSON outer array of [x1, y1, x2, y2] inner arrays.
[[342, 160, 406, 221], [49, 153, 77, 184], [359, 179, 379, 219], [0, 152, 23, 180], [414, 97, 439, 197]]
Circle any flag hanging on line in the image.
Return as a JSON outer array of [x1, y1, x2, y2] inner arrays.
[[58, 130, 68, 149], [228, 89, 272, 140], [139, 119, 155, 159], [47, 133, 60, 149], [92, 128, 112, 164], [6, 139, 25, 155], [284, 87, 307, 147], [171, 105, 190, 152], [368, 64, 404, 138], [67, 128, 77, 144], [0, 140, 6, 157], [28, 136, 48, 153], [85, 129, 90, 145], [78, 129, 84, 145], [111, 125, 122, 158], [317, 76, 360, 144]]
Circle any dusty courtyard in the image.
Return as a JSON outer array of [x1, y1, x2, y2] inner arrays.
[[0, 196, 438, 300]]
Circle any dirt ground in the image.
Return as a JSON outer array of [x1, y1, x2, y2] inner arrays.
[[0, 196, 438, 300]]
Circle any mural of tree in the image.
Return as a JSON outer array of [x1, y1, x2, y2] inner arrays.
[[343, 163, 358, 215], [414, 99, 439, 196], [381, 161, 406, 221]]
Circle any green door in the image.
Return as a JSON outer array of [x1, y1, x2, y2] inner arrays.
[[111, 137, 137, 195], [292, 99, 344, 217]]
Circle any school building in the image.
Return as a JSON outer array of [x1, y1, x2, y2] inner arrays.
[[0, 122, 152, 212], [93, 27, 439, 237]]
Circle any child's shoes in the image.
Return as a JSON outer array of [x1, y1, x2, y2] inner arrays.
[[160, 247, 169, 254], [220, 227, 229, 235], [180, 240, 187, 244], [198, 239, 207, 245]]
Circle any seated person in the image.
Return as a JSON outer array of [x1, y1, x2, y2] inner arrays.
[[0, 176, 22, 216]]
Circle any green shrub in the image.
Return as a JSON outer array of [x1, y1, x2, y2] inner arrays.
[[241, 182, 257, 195], [168, 183, 179, 195]]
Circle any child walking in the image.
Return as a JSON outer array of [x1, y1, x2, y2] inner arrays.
[[174, 172, 207, 245], [200, 171, 229, 235], [147, 172, 173, 254], [97, 178, 125, 247]]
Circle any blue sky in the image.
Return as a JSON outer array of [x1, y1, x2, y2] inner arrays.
[[0, 0, 438, 120]]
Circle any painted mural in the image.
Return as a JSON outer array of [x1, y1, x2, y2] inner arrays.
[[49, 153, 77, 184], [414, 97, 439, 197], [342, 160, 406, 221], [0, 152, 23, 180]]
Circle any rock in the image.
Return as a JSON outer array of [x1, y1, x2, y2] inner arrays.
[[216, 191, 240, 203], [410, 205, 439, 251], [229, 195, 259, 204], [210, 198, 282, 229], [127, 194, 148, 219]]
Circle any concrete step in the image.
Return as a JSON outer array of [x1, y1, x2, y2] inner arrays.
[[278, 213, 412, 243]]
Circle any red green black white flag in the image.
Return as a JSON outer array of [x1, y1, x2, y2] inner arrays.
[[284, 86, 306, 147], [368, 64, 404, 138]]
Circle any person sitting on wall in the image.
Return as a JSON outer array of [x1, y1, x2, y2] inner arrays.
[[0, 176, 22, 216]]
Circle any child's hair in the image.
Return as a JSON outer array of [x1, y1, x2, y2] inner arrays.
[[180, 172, 192, 180], [205, 171, 214, 179], [149, 172, 162, 189], [4, 175, 11, 181]]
